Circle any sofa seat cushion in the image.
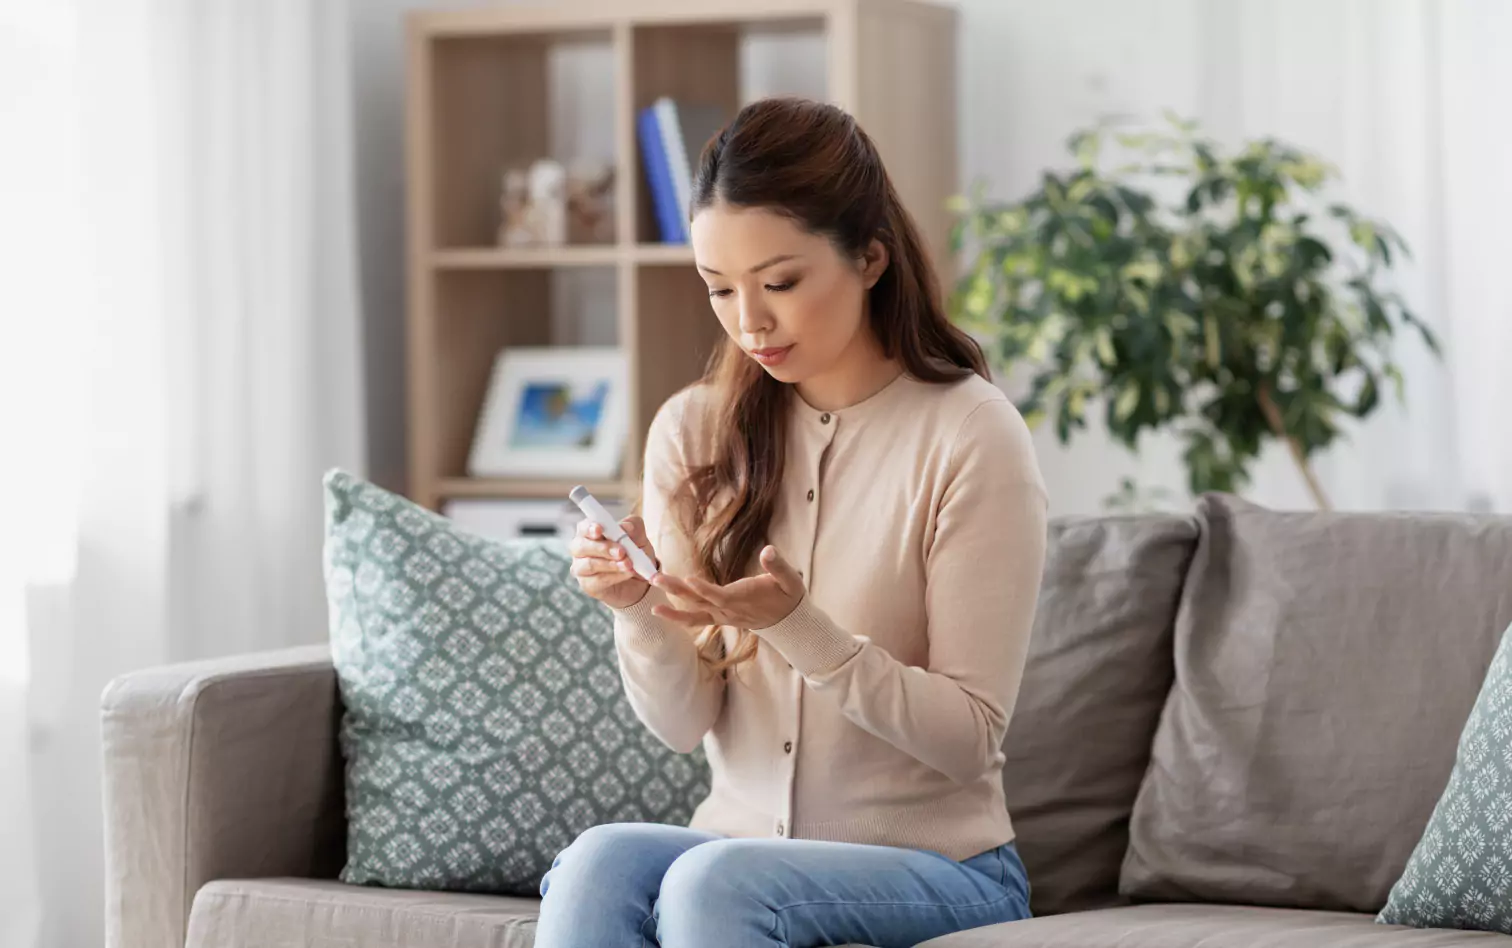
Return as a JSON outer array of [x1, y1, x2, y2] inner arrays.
[[915, 904, 1512, 948], [185, 878, 883, 948], [186, 878, 542, 948]]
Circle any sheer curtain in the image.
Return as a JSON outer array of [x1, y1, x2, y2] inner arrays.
[[1435, 0, 1512, 513], [0, 1, 366, 945], [1210, 0, 1512, 513]]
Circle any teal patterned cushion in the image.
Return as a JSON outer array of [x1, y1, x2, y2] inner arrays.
[[322, 470, 710, 894], [1378, 623, 1512, 933]]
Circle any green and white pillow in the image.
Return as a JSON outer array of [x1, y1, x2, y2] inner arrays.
[[1378, 622, 1512, 933], [323, 470, 710, 895]]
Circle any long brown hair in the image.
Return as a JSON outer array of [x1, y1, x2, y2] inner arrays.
[[675, 96, 989, 671]]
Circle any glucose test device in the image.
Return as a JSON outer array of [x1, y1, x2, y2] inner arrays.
[[568, 485, 660, 582]]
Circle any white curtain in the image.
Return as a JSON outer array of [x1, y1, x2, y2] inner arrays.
[[1435, 0, 1512, 513], [1207, 0, 1512, 513], [0, 0, 366, 945]]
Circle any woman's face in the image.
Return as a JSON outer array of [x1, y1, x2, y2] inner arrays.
[[690, 202, 887, 385]]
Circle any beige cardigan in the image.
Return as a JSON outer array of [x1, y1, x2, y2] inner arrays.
[[611, 371, 1048, 861]]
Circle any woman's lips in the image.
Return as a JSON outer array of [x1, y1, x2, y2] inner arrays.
[[750, 345, 794, 367]]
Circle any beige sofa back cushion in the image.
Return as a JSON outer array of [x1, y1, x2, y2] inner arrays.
[[1002, 514, 1198, 915], [1123, 495, 1512, 912]]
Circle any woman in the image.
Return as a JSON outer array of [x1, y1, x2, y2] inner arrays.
[[538, 96, 1048, 948]]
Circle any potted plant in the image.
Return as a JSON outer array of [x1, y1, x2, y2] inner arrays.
[[948, 114, 1439, 510]]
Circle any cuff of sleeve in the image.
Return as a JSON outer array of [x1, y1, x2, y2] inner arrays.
[[753, 597, 863, 678], [610, 587, 684, 659]]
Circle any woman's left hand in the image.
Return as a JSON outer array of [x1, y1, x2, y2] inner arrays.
[[650, 545, 805, 629]]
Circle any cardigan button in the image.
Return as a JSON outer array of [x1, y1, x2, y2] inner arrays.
[[806, 489, 815, 502], [820, 412, 831, 424], [776, 821, 786, 836], [783, 741, 793, 754]]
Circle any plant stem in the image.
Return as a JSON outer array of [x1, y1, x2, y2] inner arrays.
[[1257, 381, 1332, 511]]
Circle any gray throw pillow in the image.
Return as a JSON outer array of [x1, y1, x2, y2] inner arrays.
[[1122, 494, 1512, 912], [323, 470, 709, 894], [1001, 514, 1197, 916], [1378, 623, 1512, 934]]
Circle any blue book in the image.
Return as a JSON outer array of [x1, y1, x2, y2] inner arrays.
[[637, 106, 685, 243]]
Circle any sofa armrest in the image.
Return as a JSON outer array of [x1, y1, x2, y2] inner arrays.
[[101, 645, 347, 948]]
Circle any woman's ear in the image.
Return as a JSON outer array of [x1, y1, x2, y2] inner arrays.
[[859, 238, 889, 289]]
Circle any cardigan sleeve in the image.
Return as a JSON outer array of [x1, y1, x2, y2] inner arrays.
[[609, 392, 726, 755], [752, 398, 1048, 785]]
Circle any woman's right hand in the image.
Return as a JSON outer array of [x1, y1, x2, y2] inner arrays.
[[569, 515, 658, 609]]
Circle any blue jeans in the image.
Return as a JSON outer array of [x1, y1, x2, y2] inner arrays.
[[535, 823, 1032, 948]]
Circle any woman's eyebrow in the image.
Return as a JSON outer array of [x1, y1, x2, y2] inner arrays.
[[697, 254, 801, 276]]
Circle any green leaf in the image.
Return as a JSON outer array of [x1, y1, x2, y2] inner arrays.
[[1095, 328, 1117, 366], [1353, 371, 1379, 416], [1114, 382, 1140, 422], [1070, 129, 1102, 168], [1384, 363, 1405, 402]]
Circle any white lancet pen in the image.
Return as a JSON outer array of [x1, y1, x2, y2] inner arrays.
[[568, 485, 660, 582]]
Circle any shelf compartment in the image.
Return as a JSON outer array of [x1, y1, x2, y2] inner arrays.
[[425, 27, 617, 249]]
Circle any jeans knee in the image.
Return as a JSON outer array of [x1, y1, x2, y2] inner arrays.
[[540, 822, 651, 896], [659, 839, 762, 910]]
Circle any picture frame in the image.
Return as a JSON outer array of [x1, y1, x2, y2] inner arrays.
[[467, 347, 629, 480]]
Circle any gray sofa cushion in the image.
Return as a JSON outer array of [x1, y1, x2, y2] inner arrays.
[[1123, 494, 1512, 912], [184, 879, 877, 948], [1001, 515, 1198, 916], [186, 878, 540, 948], [916, 904, 1509, 947]]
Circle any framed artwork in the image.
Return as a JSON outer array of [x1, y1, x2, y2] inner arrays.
[[467, 347, 629, 480]]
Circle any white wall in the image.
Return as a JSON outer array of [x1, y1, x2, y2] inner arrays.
[[351, 0, 1482, 516]]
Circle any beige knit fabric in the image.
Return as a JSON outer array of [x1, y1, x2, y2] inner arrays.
[[611, 372, 1048, 861]]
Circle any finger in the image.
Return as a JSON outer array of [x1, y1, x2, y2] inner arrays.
[[571, 556, 622, 578], [719, 575, 780, 599], [650, 572, 712, 606], [618, 517, 661, 572], [684, 574, 730, 606], [575, 518, 593, 540], [569, 536, 622, 561], [652, 605, 717, 626], [620, 515, 649, 548], [759, 546, 805, 597]]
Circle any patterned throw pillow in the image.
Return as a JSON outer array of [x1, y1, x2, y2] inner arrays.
[[322, 470, 710, 895], [1378, 622, 1512, 933]]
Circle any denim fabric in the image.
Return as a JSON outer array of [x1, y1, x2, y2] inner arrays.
[[535, 823, 1031, 948]]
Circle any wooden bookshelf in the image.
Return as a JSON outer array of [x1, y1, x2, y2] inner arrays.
[[405, 0, 958, 510]]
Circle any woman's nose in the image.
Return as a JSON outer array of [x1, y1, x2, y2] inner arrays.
[[738, 294, 772, 335]]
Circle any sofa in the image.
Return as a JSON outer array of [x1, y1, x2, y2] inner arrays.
[[101, 494, 1512, 948]]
